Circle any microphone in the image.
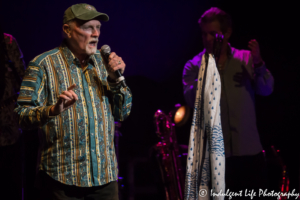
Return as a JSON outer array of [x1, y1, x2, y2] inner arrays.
[[101, 45, 127, 87], [213, 33, 224, 65]]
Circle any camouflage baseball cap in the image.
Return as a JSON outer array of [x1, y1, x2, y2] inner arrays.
[[63, 3, 109, 24]]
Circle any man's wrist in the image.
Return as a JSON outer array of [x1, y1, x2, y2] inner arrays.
[[49, 105, 59, 116], [253, 60, 264, 68]]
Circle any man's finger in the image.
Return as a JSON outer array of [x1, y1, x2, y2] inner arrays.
[[109, 57, 121, 65], [69, 90, 78, 101], [248, 42, 257, 47], [62, 91, 75, 99], [248, 42, 256, 46], [248, 45, 254, 49], [68, 84, 76, 91], [59, 94, 72, 101], [249, 41, 258, 46], [108, 52, 116, 60], [112, 64, 125, 72], [64, 98, 77, 107], [109, 60, 124, 68]]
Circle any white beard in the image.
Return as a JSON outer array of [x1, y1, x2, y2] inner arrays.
[[85, 44, 97, 55]]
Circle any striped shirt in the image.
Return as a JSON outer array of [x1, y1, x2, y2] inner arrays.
[[14, 42, 132, 187]]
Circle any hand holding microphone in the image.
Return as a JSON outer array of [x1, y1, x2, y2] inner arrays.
[[213, 32, 224, 64], [101, 45, 127, 87]]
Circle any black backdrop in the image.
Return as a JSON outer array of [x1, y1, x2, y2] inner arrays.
[[1, 0, 299, 199]]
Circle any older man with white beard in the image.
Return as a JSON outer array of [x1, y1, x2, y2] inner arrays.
[[15, 4, 132, 200]]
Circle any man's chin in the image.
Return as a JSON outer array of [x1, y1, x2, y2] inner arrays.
[[205, 47, 213, 54], [86, 48, 97, 55]]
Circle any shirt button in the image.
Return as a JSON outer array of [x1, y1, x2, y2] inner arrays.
[[91, 133, 94, 136], [92, 150, 95, 152]]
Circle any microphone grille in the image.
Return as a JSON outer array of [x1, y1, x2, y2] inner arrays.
[[101, 45, 111, 54]]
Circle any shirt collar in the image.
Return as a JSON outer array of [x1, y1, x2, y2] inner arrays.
[[227, 43, 234, 57], [203, 43, 234, 57], [60, 40, 96, 67]]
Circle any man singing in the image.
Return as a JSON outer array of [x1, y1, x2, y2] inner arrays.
[[15, 3, 132, 200], [183, 7, 274, 198]]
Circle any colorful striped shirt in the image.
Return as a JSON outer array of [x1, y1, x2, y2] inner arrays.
[[14, 42, 132, 187]]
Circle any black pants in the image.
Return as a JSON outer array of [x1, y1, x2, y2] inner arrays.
[[38, 171, 118, 200], [225, 152, 268, 200]]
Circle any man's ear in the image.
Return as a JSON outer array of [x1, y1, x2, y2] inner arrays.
[[224, 27, 232, 40], [63, 24, 71, 38]]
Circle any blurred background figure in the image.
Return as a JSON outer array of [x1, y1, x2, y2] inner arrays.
[[182, 7, 274, 198], [0, 25, 26, 200]]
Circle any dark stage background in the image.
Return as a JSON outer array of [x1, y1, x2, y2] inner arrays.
[[1, 0, 299, 199]]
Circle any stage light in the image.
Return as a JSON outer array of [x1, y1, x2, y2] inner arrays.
[[172, 104, 190, 126], [174, 106, 186, 124]]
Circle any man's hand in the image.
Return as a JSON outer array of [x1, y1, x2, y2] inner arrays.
[[248, 39, 263, 65], [103, 52, 126, 80], [50, 84, 78, 116]]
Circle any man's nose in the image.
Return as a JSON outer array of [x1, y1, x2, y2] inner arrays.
[[92, 29, 100, 37]]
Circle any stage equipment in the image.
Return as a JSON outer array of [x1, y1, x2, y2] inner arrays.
[[170, 104, 190, 127], [270, 146, 290, 200], [153, 108, 185, 200], [264, 146, 290, 200]]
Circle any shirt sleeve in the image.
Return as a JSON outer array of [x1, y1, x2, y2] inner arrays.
[[108, 81, 132, 121], [14, 62, 54, 130], [182, 53, 202, 108], [253, 62, 274, 96]]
